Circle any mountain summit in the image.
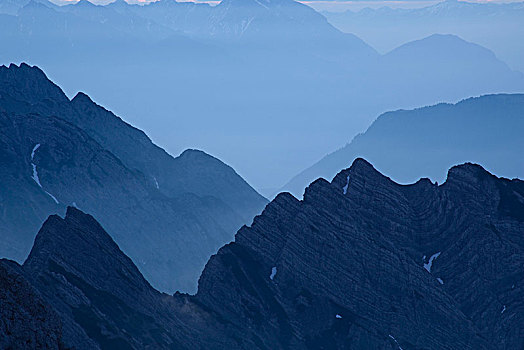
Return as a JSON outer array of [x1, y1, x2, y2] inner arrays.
[[3, 159, 523, 348], [0, 63, 267, 293], [282, 93, 524, 197]]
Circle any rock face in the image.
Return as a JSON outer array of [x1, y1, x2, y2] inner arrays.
[[14, 207, 252, 349], [23, 207, 188, 349], [194, 158, 524, 348], [0, 259, 64, 350], [282, 93, 524, 198], [4, 159, 522, 349], [0, 63, 267, 293]]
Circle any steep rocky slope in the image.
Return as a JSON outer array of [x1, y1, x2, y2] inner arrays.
[[0, 63, 267, 293], [3, 159, 522, 348], [15, 207, 263, 349], [196, 159, 516, 348], [0, 259, 65, 350], [203, 158, 522, 348], [22, 208, 206, 349]]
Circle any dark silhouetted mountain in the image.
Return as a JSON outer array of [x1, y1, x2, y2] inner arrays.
[[0, 63, 267, 293], [195, 158, 524, 348], [23, 207, 189, 349], [2, 0, 522, 191], [69, 92, 265, 223], [282, 93, 524, 198], [0, 259, 65, 349], [4, 160, 523, 348], [20, 207, 236, 349]]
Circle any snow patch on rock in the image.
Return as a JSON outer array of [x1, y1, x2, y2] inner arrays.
[[424, 252, 441, 273], [343, 175, 350, 194], [270, 266, 277, 280]]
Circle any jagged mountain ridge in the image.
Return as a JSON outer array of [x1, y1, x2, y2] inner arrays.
[[2, 0, 523, 191], [281, 93, 524, 198], [195, 159, 524, 348], [2, 159, 523, 348], [0, 63, 267, 293]]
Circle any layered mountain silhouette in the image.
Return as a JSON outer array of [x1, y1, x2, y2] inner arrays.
[[1, 0, 522, 191], [282, 94, 524, 198], [0, 63, 267, 293], [2, 159, 523, 348], [323, 0, 524, 72]]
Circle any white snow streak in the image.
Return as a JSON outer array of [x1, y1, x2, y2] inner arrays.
[[153, 177, 159, 189], [31, 143, 40, 160], [45, 191, 59, 204], [32, 163, 42, 187], [389, 335, 404, 350], [30, 143, 59, 204], [423, 252, 441, 273], [343, 175, 350, 194], [270, 266, 277, 280], [335, 314, 342, 319], [501, 305, 506, 314], [437, 278, 444, 285]]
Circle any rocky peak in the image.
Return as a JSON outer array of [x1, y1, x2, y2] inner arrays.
[[332, 157, 391, 192], [0, 63, 69, 113], [2, 160, 523, 348], [71, 91, 94, 105], [24, 207, 155, 305], [194, 159, 524, 349], [442, 162, 502, 213], [445, 161, 495, 186], [0, 62, 268, 294]]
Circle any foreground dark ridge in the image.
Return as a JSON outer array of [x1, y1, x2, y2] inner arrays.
[[1, 159, 523, 349]]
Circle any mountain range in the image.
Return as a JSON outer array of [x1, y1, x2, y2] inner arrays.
[[281, 93, 524, 198], [2, 158, 523, 348], [1, 1, 523, 348], [0, 62, 267, 293], [323, 0, 524, 73], [1, 0, 522, 192]]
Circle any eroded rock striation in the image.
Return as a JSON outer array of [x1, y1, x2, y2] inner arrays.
[[0, 63, 267, 293], [2, 158, 522, 349], [0, 259, 65, 349]]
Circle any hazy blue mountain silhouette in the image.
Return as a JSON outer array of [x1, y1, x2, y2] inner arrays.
[[281, 94, 524, 197], [323, 0, 524, 72], [1, 0, 523, 193], [0, 63, 267, 293], [0, 0, 55, 15]]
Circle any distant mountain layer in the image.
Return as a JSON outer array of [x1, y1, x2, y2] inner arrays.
[[323, 0, 524, 72], [0, 63, 267, 293], [281, 94, 524, 198], [2, 159, 524, 348], [1, 0, 523, 191]]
